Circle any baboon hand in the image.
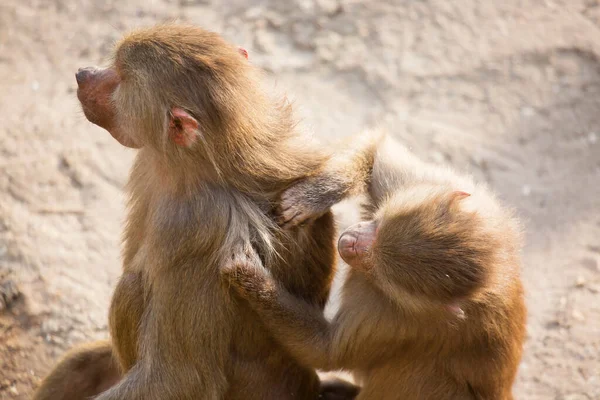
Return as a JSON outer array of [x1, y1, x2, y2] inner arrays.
[[277, 176, 338, 229], [221, 245, 275, 303]]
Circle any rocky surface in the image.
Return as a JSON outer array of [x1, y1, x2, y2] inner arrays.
[[1, 0, 599, 398]]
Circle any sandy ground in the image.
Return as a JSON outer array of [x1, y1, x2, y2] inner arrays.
[[1, 0, 600, 398]]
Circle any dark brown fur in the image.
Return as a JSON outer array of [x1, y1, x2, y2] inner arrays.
[[225, 133, 527, 400], [33, 24, 346, 400]]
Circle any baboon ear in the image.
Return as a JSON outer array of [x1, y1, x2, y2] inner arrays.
[[439, 191, 471, 214], [451, 191, 471, 201], [169, 107, 199, 147], [444, 190, 471, 206], [238, 47, 249, 59]]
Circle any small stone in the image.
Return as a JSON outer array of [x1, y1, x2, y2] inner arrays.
[[9, 386, 18, 395], [31, 80, 40, 91], [520, 106, 535, 117], [575, 276, 586, 287], [0, 280, 20, 311], [244, 6, 263, 19], [563, 393, 589, 400], [50, 335, 66, 346], [545, 319, 561, 329], [254, 19, 267, 29], [431, 151, 445, 164], [40, 319, 61, 334], [292, 21, 317, 49], [572, 309, 585, 322], [298, 0, 315, 12], [316, 0, 342, 16], [254, 30, 276, 53], [587, 244, 600, 252], [315, 32, 343, 62], [179, 0, 210, 5], [264, 11, 285, 28], [588, 132, 597, 144], [521, 185, 531, 196], [581, 257, 599, 272], [357, 21, 369, 38], [559, 296, 567, 308]]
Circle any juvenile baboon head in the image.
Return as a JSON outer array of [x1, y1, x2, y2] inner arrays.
[[339, 186, 497, 307]]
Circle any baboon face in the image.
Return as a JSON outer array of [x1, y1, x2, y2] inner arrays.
[[75, 66, 137, 148], [75, 25, 251, 151]]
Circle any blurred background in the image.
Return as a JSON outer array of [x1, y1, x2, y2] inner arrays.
[[1, 0, 599, 398]]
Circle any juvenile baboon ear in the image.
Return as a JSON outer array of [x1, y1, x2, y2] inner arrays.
[[169, 107, 199, 147], [451, 191, 471, 201], [443, 190, 471, 207], [438, 190, 471, 215], [238, 47, 249, 59]]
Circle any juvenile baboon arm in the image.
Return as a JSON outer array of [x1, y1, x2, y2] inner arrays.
[[277, 131, 382, 228], [278, 132, 473, 226], [222, 260, 340, 371]]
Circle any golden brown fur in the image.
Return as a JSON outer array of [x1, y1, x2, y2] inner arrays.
[[32, 341, 120, 400], [225, 133, 527, 399], [33, 24, 345, 400]]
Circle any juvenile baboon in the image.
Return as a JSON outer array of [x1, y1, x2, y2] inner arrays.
[[224, 133, 527, 400], [33, 24, 350, 400]]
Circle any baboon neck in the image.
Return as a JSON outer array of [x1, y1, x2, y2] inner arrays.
[[206, 103, 329, 197]]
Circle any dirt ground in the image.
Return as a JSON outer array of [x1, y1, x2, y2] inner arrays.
[[1, 0, 599, 398]]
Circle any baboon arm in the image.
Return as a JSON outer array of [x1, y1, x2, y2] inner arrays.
[[277, 132, 380, 228], [223, 261, 341, 371], [262, 285, 339, 371]]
